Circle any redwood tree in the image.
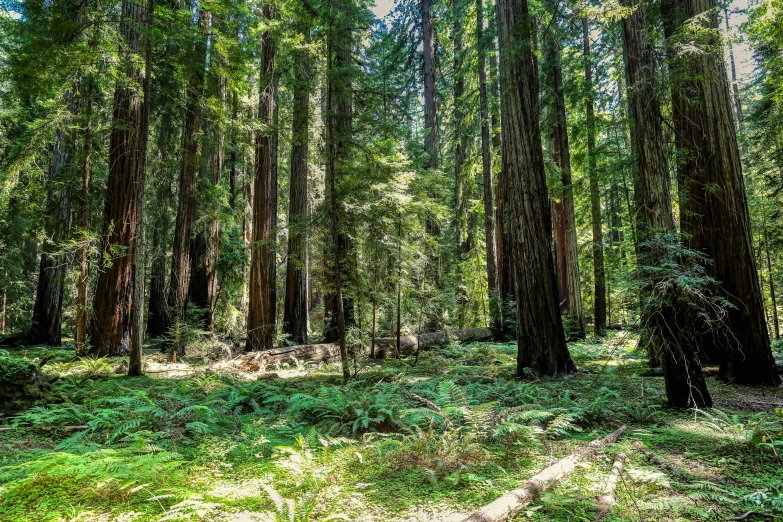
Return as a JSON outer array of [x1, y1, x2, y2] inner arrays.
[[247, 2, 276, 351], [30, 128, 72, 346], [283, 24, 312, 345], [542, 14, 584, 339], [477, 0, 500, 330], [496, 0, 575, 377], [662, 0, 779, 386], [90, 0, 153, 356], [166, 7, 210, 341], [621, 0, 711, 407], [582, 19, 606, 336]]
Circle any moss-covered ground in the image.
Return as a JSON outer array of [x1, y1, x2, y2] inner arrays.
[[1, 333, 782, 521]]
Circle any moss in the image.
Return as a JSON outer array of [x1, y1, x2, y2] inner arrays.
[[0, 356, 51, 415]]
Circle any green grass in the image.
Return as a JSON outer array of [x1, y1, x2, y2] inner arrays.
[[1, 333, 782, 521]]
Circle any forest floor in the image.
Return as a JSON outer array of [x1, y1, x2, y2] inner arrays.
[[1, 332, 783, 522]]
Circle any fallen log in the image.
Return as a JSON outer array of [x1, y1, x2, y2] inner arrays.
[[0, 424, 89, 432], [460, 426, 627, 522], [595, 453, 626, 521], [631, 440, 683, 478], [230, 328, 494, 371]]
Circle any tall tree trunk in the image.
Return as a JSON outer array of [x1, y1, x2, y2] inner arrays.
[[496, 0, 575, 377], [247, 2, 277, 351], [583, 18, 606, 336], [763, 213, 780, 339], [422, 0, 438, 169], [662, 0, 779, 386], [129, 0, 154, 376], [324, 7, 356, 343], [283, 26, 311, 345], [229, 91, 238, 211], [326, 10, 352, 382], [189, 52, 226, 332], [166, 7, 210, 343], [477, 0, 500, 331], [89, 0, 153, 356], [490, 38, 514, 339], [723, 9, 744, 134], [30, 126, 73, 346], [542, 16, 584, 339], [622, 0, 711, 406], [76, 79, 93, 354], [146, 111, 174, 339], [453, 0, 469, 327]]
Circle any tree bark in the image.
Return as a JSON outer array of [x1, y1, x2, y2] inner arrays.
[[323, 5, 356, 344], [453, 0, 469, 326], [490, 39, 515, 339], [478, 0, 500, 331], [166, 8, 210, 343], [129, 0, 154, 376], [583, 19, 606, 337], [283, 25, 311, 345], [723, 9, 744, 134], [621, 0, 711, 406], [422, 0, 438, 169], [325, 8, 353, 382], [30, 125, 73, 346], [75, 78, 93, 354], [662, 0, 779, 386], [189, 47, 226, 332], [247, 2, 277, 351], [542, 16, 584, 338], [496, 0, 576, 377], [89, 0, 153, 356]]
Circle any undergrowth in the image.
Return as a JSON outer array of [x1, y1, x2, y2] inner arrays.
[[1, 334, 781, 521]]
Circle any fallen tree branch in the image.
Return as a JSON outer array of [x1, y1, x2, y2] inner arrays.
[[460, 426, 627, 522], [726, 511, 776, 521], [595, 453, 626, 521], [631, 440, 684, 478]]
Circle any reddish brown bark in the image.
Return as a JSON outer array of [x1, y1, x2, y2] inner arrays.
[[662, 0, 779, 385], [166, 7, 210, 342], [622, 0, 711, 407], [90, 0, 153, 356], [247, 2, 276, 351], [496, 0, 575, 377]]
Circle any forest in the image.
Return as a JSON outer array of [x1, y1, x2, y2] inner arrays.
[[1, 0, 783, 518]]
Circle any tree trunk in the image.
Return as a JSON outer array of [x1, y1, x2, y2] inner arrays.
[[496, 0, 575, 377], [283, 25, 311, 346], [478, 0, 500, 331], [491, 42, 514, 339], [30, 125, 73, 346], [247, 2, 277, 351], [622, 0, 711, 406], [764, 214, 780, 339], [583, 19, 606, 336], [723, 9, 744, 134], [129, 0, 154, 376], [76, 79, 93, 354], [325, 9, 352, 383], [323, 6, 356, 344], [89, 0, 153, 356], [422, 0, 438, 169], [166, 8, 210, 343], [189, 49, 226, 332], [453, 0, 468, 326], [662, 0, 779, 386], [542, 17, 584, 339]]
